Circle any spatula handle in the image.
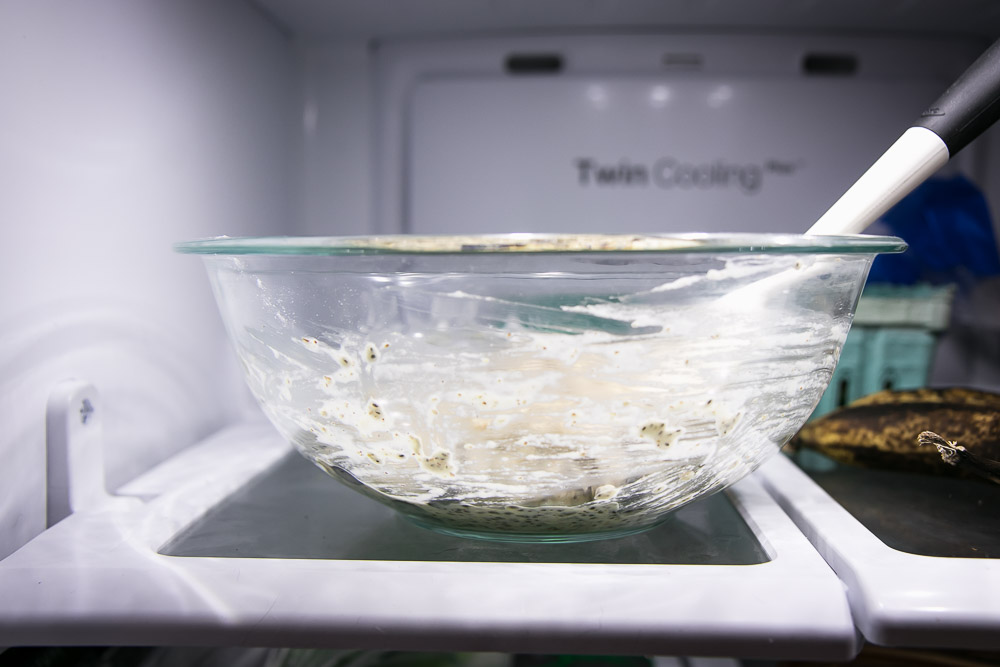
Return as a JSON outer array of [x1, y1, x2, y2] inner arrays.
[[915, 38, 1000, 157], [808, 39, 1000, 236]]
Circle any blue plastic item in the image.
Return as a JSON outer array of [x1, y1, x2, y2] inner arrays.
[[868, 175, 1000, 286]]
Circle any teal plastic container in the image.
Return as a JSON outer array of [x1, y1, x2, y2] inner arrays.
[[811, 284, 954, 418]]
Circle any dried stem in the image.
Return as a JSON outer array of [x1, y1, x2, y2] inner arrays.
[[919, 430, 1000, 485]]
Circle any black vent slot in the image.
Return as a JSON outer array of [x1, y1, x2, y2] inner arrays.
[[802, 53, 859, 76], [505, 53, 564, 75], [663, 53, 703, 70]]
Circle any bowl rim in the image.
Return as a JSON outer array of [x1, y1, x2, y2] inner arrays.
[[174, 233, 907, 256]]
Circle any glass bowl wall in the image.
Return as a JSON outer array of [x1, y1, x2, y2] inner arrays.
[[177, 233, 905, 542]]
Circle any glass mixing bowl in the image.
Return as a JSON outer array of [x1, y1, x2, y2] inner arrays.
[[176, 233, 905, 542]]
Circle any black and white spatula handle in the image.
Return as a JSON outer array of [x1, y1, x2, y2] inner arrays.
[[808, 39, 1000, 236]]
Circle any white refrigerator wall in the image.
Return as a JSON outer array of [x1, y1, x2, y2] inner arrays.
[[293, 41, 374, 237], [0, 0, 296, 559], [372, 35, 988, 236]]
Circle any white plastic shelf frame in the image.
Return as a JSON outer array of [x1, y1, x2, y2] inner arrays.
[[758, 453, 1000, 649], [0, 417, 858, 660]]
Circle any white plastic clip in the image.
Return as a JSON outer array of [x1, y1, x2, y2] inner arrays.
[[46, 380, 108, 526]]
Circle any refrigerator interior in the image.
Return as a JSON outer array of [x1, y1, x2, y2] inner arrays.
[[3, 0, 1000, 659]]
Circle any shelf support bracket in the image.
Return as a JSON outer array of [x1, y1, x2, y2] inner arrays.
[[46, 380, 108, 527]]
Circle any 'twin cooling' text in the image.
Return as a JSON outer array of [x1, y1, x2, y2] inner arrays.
[[574, 157, 799, 194]]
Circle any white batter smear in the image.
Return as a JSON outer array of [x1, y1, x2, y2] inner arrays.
[[232, 253, 864, 538]]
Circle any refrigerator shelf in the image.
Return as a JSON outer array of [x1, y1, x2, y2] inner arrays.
[[0, 421, 857, 660], [758, 452, 1000, 649]]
